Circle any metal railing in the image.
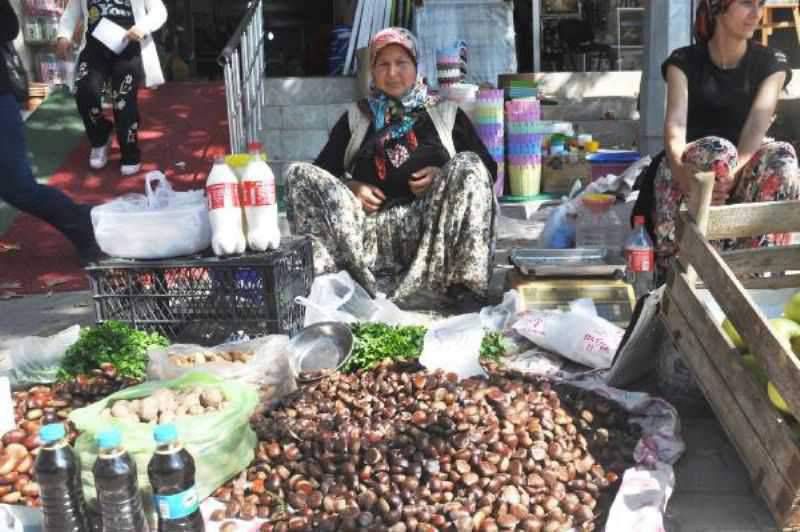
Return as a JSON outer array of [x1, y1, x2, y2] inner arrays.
[[218, 0, 266, 154]]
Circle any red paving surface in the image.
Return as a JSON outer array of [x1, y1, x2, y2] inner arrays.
[[0, 82, 228, 295]]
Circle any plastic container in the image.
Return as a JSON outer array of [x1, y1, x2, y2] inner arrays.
[[241, 142, 280, 252], [586, 150, 640, 181], [206, 156, 246, 257], [34, 423, 90, 532], [93, 428, 150, 532], [624, 215, 655, 300], [576, 194, 626, 253], [85, 236, 314, 344], [147, 425, 204, 532]]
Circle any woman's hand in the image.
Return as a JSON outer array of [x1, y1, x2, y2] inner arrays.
[[56, 37, 71, 60], [712, 173, 736, 206], [409, 166, 438, 197], [670, 161, 694, 197], [346, 180, 385, 213], [126, 26, 146, 42]]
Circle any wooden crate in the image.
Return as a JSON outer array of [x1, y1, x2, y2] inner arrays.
[[660, 172, 800, 529]]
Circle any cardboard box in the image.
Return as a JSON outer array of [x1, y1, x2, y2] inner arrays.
[[541, 156, 591, 195]]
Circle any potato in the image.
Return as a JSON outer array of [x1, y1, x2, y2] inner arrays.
[[200, 388, 224, 409], [140, 397, 159, 422], [152, 389, 177, 413], [188, 405, 205, 416], [128, 399, 142, 417], [159, 412, 176, 425], [110, 402, 131, 418]]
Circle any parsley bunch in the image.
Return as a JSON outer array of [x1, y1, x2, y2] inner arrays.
[[343, 322, 510, 372], [343, 323, 427, 372], [57, 321, 169, 381]]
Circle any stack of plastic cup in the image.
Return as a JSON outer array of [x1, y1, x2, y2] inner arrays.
[[436, 47, 464, 87], [475, 89, 505, 197], [505, 98, 543, 197]]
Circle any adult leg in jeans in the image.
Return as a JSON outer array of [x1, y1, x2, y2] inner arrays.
[[109, 43, 143, 166], [0, 93, 97, 258]]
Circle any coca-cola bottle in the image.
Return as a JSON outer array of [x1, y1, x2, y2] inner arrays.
[[624, 215, 655, 300]]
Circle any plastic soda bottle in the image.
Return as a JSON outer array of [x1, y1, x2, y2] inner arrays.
[[624, 215, 655, 300], [34, 423, 90, 532], [93, 428, 150, 532], [206, 155, 246, 256], [147, 424, 204, 532], [241, 142, 280, 252]]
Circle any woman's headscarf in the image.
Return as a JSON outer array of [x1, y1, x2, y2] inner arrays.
[[694, 0, 736, 42], [365, 27, 439, 179]]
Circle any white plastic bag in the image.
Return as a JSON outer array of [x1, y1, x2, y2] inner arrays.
[[91, 171, 211, 259], [296, 271, 421, 326], [146, 335, 294, 395], [419, 313, 486, 379], [512, 301, 624, 369], [7, 325, 80, 387], [479, 290, 523, 331]]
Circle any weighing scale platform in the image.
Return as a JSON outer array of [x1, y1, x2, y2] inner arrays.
[[506, 272, 637, 328]]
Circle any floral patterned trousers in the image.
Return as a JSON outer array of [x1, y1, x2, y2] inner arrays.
[[285, 152, 496, 306], [74, 38, 143, 165], [653, 136, 799, 271]]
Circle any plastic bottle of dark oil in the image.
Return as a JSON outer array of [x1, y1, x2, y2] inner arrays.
[[34, 423, 90, 532], [147, 424, 204, 531], [92, 428, 150, 532]]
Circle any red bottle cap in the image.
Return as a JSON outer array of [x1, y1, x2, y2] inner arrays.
[[248, 142, 262, 153], [633, 215, 646, 226]]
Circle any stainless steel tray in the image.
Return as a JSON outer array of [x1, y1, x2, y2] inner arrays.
[[509, 248, 626, 277]]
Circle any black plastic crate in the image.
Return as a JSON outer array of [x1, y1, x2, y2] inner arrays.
[[85, 237, 314, 345]]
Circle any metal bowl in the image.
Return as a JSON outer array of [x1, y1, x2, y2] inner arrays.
[[287, 322, 354, 383]]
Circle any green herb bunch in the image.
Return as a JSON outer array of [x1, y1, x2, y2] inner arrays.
[[480, 331, 510, 363], [57, 321, 169, 381], [343, 323, 427, 372], [343, 322, 510, 372]]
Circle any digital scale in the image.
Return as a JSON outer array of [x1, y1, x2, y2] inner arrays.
[[506, 248, 636, 328]]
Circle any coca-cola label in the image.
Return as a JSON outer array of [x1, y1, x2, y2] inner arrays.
[[241, 181, 275, 206], [626, 248, 654, 273], [207, 183, 241, 210]]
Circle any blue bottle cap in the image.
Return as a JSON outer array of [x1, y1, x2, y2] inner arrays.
[[96, 428, 122, 450], [39, 423, 66, 443], [153, 424, 178, 444]]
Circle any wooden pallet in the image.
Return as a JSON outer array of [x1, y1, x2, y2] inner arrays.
[[661, 171, 800, 529]]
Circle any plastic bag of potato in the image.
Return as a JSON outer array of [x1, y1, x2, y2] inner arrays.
[[68, 372, 258, 518], [146, 335, 294, 394]]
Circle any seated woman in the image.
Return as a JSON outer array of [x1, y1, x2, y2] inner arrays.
[[286, 28, 497, 307], [654, 0, 799, 273]]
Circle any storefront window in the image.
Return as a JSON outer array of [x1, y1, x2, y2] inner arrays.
[[522, 0, 645, 72]]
